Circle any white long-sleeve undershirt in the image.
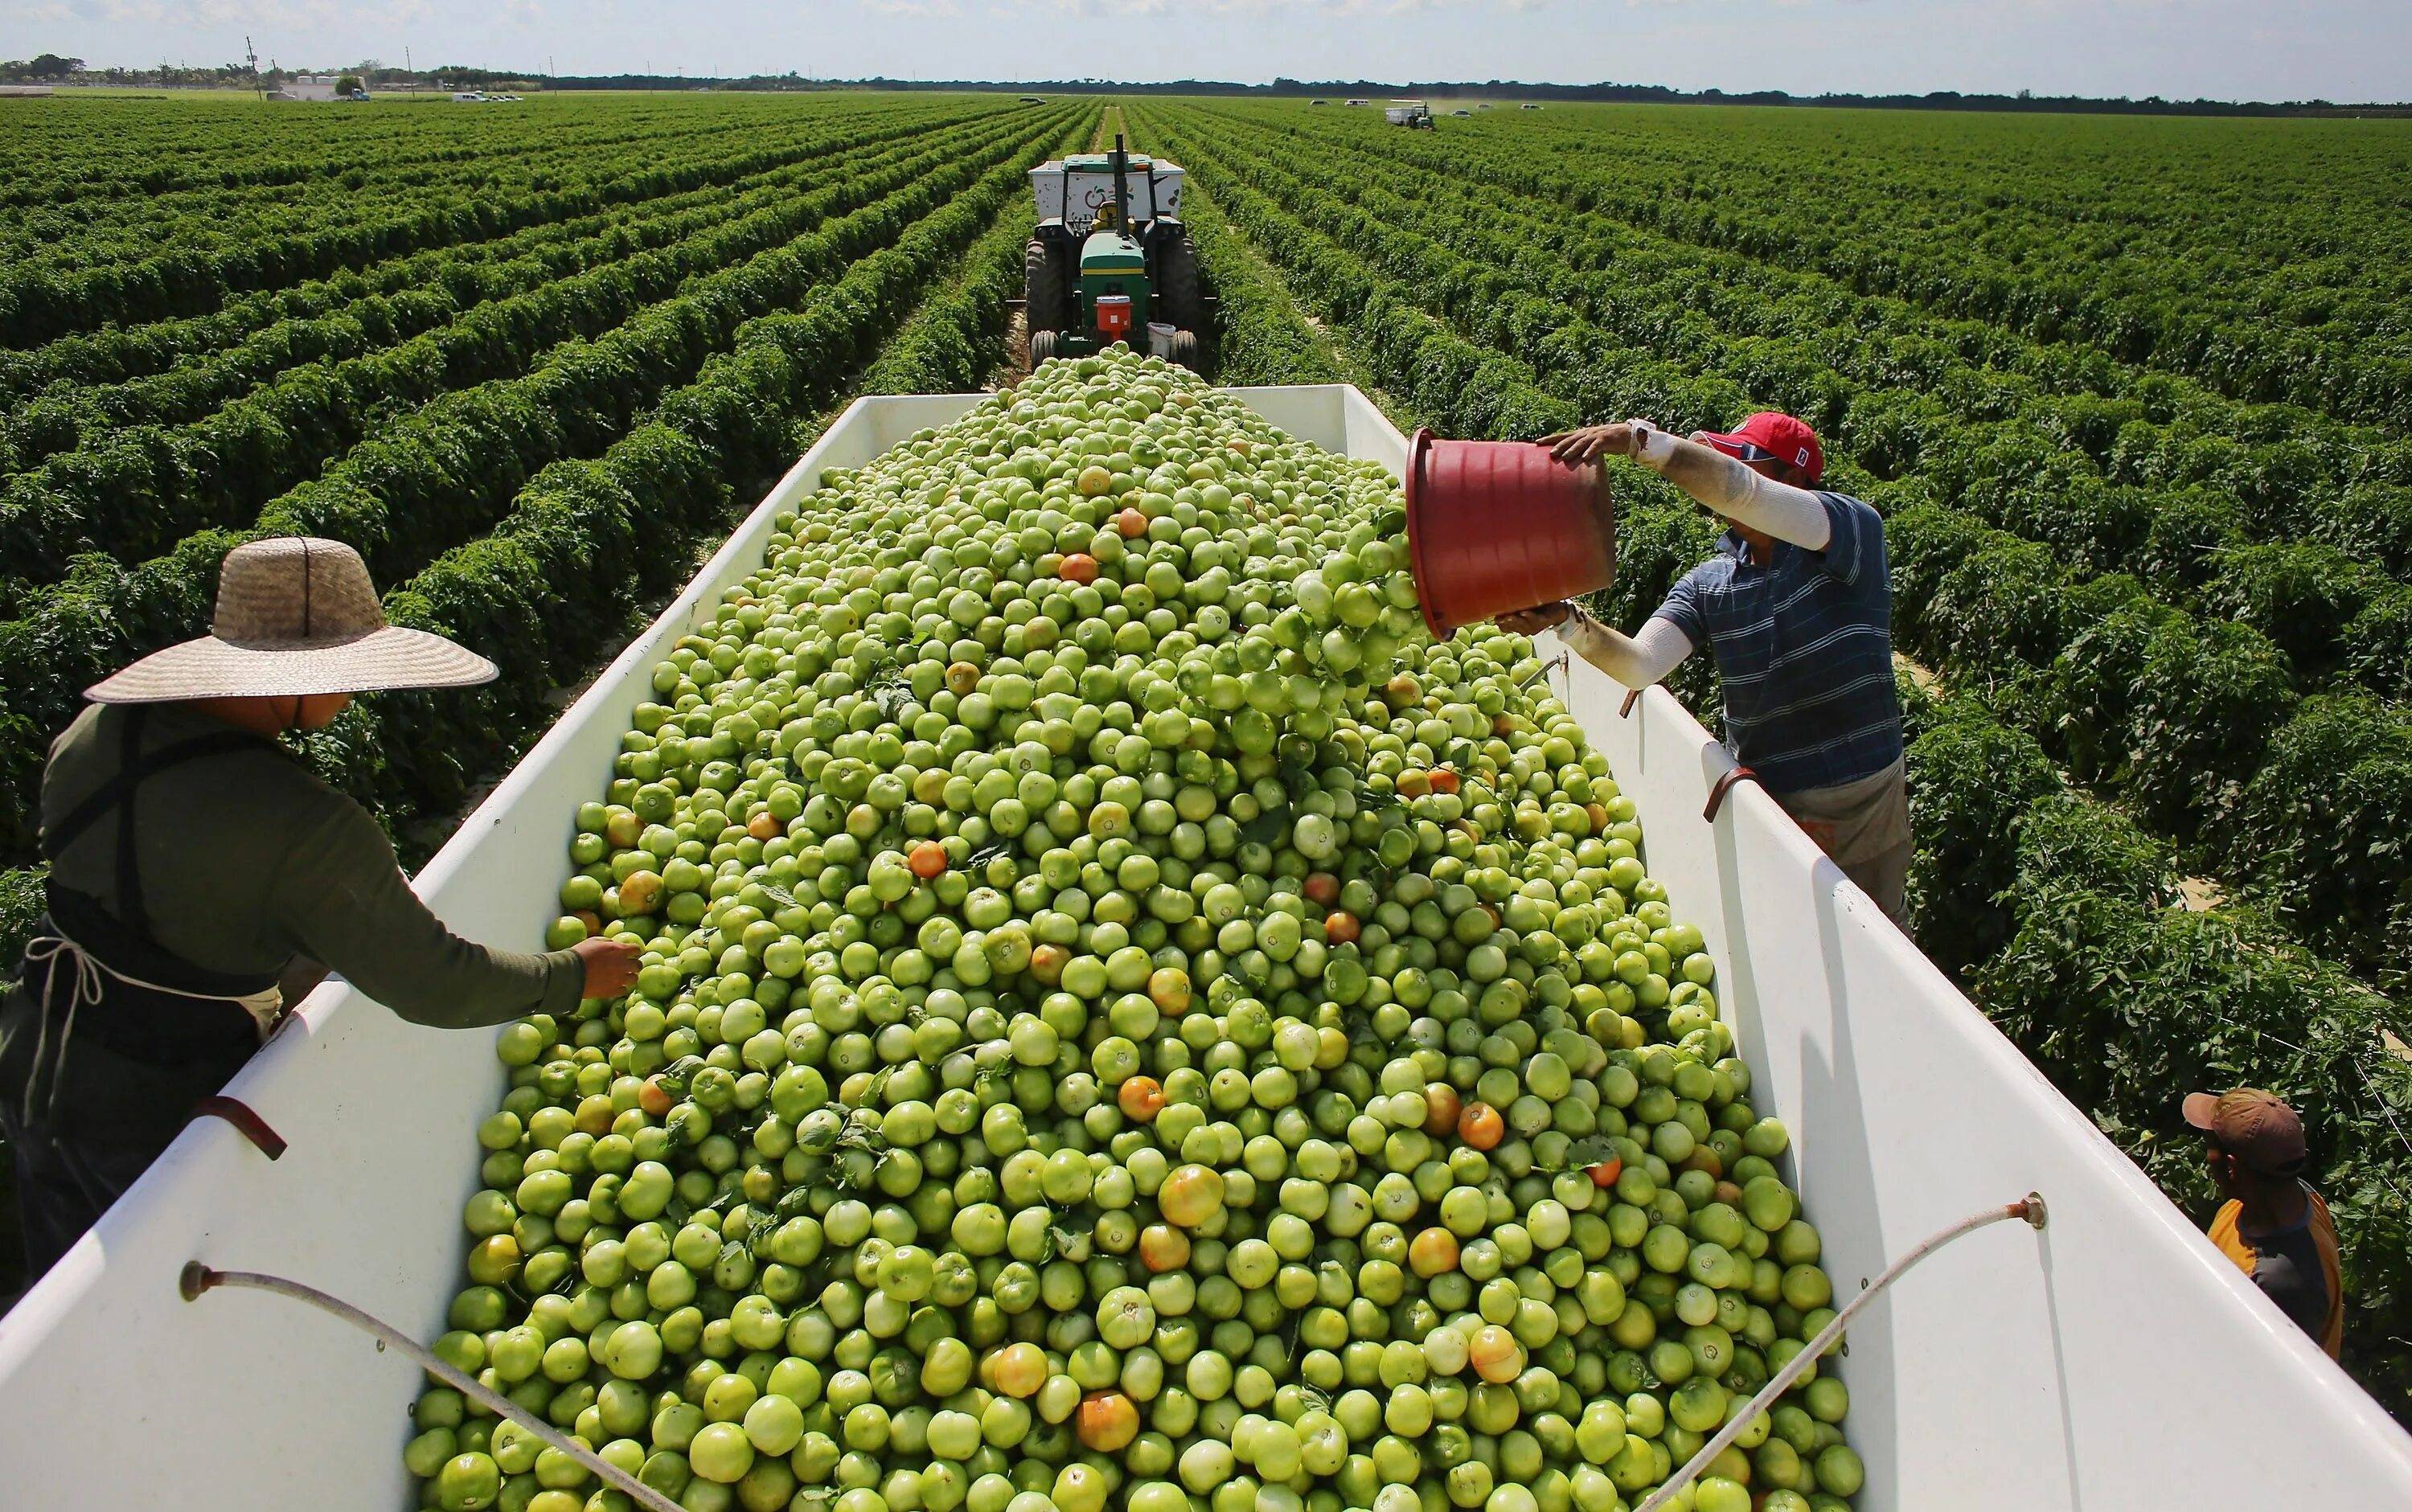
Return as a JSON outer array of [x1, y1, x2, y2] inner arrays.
[[1632, 424, 1832, 551], [1557, 608, 1693, 690]]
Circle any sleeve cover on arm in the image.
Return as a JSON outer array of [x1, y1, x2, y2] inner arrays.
[[272, 801, 587, 1029], [1559, 608, 1694, 690], [1640, 429, 1833, 552]]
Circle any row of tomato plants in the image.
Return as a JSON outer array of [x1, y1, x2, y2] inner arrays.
[[0, 104, 984, 467], [0, 96, 983, 348], [0, 107, 1089, 982], [0, 100, 991, 409], [0, 113, 1064, 867], [1152, 107, 2411, 980], [1338, 101, 2412, 429], [1150, 117, 2412, 1419], [0, 95, 934, 262], [0, 112, 1018, 596], [1179, 104, 2412, 594]]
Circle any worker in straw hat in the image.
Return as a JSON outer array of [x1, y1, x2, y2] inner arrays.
[[0, 537, 641, 1282], [1501, 414, 1910, 922], [2185, 1087, 2344, 1359]]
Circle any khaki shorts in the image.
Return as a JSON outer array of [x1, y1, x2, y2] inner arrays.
[[1774, 757, 1911, 924]]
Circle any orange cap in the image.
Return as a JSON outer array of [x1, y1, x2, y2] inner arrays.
[[2183, 1088, 2307, 1173]]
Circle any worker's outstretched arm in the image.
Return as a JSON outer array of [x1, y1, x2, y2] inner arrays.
[[1498, 604, 1693, 689], [1540, 420, 1832, 551], [1635, 428, 1832, 550]]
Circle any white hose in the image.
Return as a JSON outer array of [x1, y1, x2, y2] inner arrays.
[[1634, 1194, 2048, 1512], [178, 1263, 684, 1512]]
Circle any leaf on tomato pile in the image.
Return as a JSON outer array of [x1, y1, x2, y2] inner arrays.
[[655, 1055, 707, 1096], [1549, 1135, 1619, 1174]]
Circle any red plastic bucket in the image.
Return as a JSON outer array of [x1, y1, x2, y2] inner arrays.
[[1404, 428, 1616, 639]]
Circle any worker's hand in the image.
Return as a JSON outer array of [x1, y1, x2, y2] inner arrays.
[[1495, 602, 1573, 637], [572, 935, 643, 1001], [1538, 424, 1636, 465]]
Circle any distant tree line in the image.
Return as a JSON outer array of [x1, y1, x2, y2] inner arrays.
[[10, 57, 2405, 117]]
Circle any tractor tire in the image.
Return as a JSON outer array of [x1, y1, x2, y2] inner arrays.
[[1165, 330, 1200, 371], [1024, 238, 1068, 335], [1155, 228, 1204, 333], [1028, 328, 1060, 367]]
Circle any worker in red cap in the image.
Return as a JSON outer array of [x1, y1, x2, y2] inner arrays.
[[2185, 1088, 2343, 1358], [1502, 414, 1909, 920]]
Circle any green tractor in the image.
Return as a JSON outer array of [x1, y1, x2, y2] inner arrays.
[[1024, 135, 1201, 368]]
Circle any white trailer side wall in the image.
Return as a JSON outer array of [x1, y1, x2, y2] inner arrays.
[[0, 385, 2403, 1508]]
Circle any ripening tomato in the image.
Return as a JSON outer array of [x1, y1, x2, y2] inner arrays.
[[1077, 1391, 1141, 1453], [1302, 872, 1340, 907], [1424, 1084, 1462, 1137], [1458, 1102, 1505, 1151], [1115, 508, 1149, 539], [990, 1342, 1048, 1398], [1323, 911, 1360, 946], [1395, 770, 1431, 799], [1060, 554, 1099, 584], [1138, 1223, 1192, 1273], [746, 812, 781, 841], [1157, 1164, 1225, 1228], [1408, 1227, 1460, 1277], [1589, 1156, 1625, 1189], [1429, 768, 1461, 796], [909, 842, 949, 879], [1118, 1076, 1165, 1122]]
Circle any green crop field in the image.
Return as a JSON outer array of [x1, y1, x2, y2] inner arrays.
[[2, 89, 2408, 1449]]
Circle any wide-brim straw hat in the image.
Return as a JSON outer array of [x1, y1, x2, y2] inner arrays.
[[85, 536, 497, 703]]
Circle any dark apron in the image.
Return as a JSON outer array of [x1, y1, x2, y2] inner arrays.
[[0, 709, 282, 1151]]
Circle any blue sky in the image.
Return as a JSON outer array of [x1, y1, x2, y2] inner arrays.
[[12, 0, 2408, 101]]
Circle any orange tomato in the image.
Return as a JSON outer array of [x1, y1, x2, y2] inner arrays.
[[1156, 1164, 1225, 1227], [1429, 768, 1461, 796], [991, 1342, 1048, 1398], [1469, 1324, 1525, 1383], [1323, 911, 1360, 947], [1423, 1084, 1463, 1138], [1395, 770, 1431, 800], [909, 841, 950, 879], [1458, 1102, 1504, 1151], [1588, 1156, 1624, 1189], [1060, 553, 1099, 584], [747, 811, 781, 842], [1077, 1391, 1140, 1453], [1302, 871, 1340, 907], [1118, 1076, 1164, 1122], [638, 1079, 675, 1118], [1114, 508, 1149, 539]]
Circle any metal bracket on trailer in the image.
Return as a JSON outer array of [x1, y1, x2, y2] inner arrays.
[[190, 1096, 287, 1161], [1703, 765, 1759, 823]]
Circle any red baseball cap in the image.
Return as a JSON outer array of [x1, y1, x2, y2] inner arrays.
[[1700, 412, 1823, 486]]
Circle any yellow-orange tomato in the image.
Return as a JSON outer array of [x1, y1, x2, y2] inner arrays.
[[638, 1080, 675, 1118], [946, 662, 982, 696], [1060, 554, 1099, 584], [1029, 944, 1069, 985], [1157, 1164, 1225, 1228], [1076, 1391, 1140, 1453], [909, 841, 950, 879], [1118, 1076, 1164, 1123], [1470, 1325, 1524, 1383], [991, 1342, 1048, 1398], [1395, 770, 1432, 800], [747, 811, 781, 842], [1114, 508, 1149, 539], [1138, 1223, 1192, 1273], [1408, 1227, 1460, 1278], [1429, 768, 1461, 796]]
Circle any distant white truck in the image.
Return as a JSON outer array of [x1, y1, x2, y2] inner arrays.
[[1384, 100, 1435, 129]]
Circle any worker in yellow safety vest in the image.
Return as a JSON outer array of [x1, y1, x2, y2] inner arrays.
[[2185, 1087, 2344, 1359], [1, 538, 640, 1285]]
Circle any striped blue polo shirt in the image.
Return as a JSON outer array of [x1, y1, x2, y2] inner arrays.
[[1651, 491, 1903, 795]]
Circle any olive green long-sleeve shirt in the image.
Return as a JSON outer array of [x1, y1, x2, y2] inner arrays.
[[41, 703, 582, 1028]]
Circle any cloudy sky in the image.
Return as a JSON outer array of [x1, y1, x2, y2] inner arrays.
[[12, 0, 2408, 101]]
